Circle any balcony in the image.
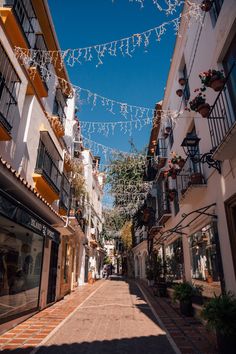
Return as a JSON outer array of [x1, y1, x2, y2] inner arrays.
[[208, 62, 236, 160], [155, 138, 167, 169], [59, 174, 70, 215], [1, 0, 37, 48], [157, 191, 171, 225], [33, 138, 62, 204], [176, 160, 206, 204], [0, 43, 20, 140], [26, 34, 49, 97], [53, 88, 67, 126]]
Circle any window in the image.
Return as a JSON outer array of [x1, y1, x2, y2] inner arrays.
[[223, 34, 236, 118], [225, 194, 236, 279], [53, 88, 67, 125], [0, 43, 21, 131], [210, 0, 224, 26], [0, 216, 44, 323], [183, 64, 190, 102]]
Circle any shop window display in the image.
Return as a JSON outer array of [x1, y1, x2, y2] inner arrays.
[[165, 238, 184, 282], [189, 224, 220, 283], [0, 216, 43, 323]]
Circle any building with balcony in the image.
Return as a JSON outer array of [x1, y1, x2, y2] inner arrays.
[[0, 0, 84, 334], [149, 0, 236, 298]]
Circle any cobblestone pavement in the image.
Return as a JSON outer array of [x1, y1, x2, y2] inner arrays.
[[0, 277, 217, 354]]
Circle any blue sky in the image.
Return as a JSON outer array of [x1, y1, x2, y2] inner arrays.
[[48, 0, 180, 155]]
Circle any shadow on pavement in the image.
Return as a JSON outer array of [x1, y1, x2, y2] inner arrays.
[[2, 334, 175, 354]]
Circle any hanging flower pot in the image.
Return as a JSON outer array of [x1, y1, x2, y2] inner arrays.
[[178, 78, 186, 86], [209, 77, 225, 92], [176, 89, 183, 97], [197, 103, 211, 118], [189, 93, 210, 118], [199, 69, 225, 92], [200, 0, 213, 12], [177, 158, 185, 169]]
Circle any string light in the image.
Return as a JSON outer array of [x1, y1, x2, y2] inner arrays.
[[115, 0, 184, 14], [15, 3, 202, 67]]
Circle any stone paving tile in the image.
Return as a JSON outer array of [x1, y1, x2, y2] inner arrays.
[[138, 280, 218, 354], [0, 280, 104, 352], [0, 278, 218, 354]]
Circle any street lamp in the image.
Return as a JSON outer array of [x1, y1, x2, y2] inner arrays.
[[181, 133, 200, 159], [181, 132, 221, 174]]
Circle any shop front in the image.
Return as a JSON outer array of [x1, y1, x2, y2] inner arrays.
[[0, 189, 59, 331], [189, 224, 220, 283]]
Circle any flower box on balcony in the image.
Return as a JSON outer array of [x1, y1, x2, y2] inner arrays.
[[48, 114, 65, 138], [188, 93, 210, 118], [199, 69, 225, 92], [200, 0, 213, 12]]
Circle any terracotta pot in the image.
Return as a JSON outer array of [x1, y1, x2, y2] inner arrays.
[[176, 89, 183, 97], [180, 300, 193, 316], [200, 0, 213, 12], [190, 173, 203, 184], [177, 159, 185, 169], [207, 275, 213, 283], [209, 77, 225, 92], [197, 103, 211, 118], [165, 126, 172, 133], [178, 78, 186, 86]]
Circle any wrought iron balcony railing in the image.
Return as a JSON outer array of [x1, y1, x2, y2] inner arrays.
[[53, 88, 67, 126], [4, 0, 37, 48], [60, 174, 70, 210], [176, 159, 206, 196], [33, 34, 49, 92], [208, 62, 236, 150], [0, 43, 21, 134], [35, 140, 62, 193], [157, 191, 171, 224]]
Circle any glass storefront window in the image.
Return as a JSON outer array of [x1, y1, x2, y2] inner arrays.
[[189, 224, 220, 282], [0, 216, 44, 323]]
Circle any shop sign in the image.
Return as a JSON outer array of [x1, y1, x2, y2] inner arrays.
[[0, 190, 59, 242]]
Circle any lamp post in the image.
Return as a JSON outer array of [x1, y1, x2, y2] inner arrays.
[[181, 132, 221, 174]]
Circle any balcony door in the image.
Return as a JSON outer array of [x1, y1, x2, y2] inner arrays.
[[223, 34, 236, 119]]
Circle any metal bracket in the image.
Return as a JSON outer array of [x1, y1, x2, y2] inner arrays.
[[193, 149, 221, 174]]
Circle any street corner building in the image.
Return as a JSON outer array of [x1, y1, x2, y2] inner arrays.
[[133, 0, 236, 304], [0, 0, 105, 335]]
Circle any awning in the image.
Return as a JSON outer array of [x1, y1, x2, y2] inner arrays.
[[154, 203, 217, 246]]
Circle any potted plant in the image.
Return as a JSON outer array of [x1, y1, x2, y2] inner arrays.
[[170, 152, 185, 169], [179, 77, 186, 86], [167, 167, 178, 179], [202, 292, 236, 354], [174, 282, 201, 316], [200, 0, 213, 12], [199, 69, 225, 92], [188, 92, 211, 118], [176, 89, 183, 97]]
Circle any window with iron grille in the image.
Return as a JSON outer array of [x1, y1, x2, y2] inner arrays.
[[0, 43, 21, 132], [4, 0, 37, 48], [33, 34, 49, 90]]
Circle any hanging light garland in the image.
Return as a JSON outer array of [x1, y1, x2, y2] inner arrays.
[[122, 0, 183, 14], [17, 49, 182, 121], [15, 3, 202, 68]]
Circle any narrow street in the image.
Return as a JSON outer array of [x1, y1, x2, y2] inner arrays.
[[35, 277, 175, 354]]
